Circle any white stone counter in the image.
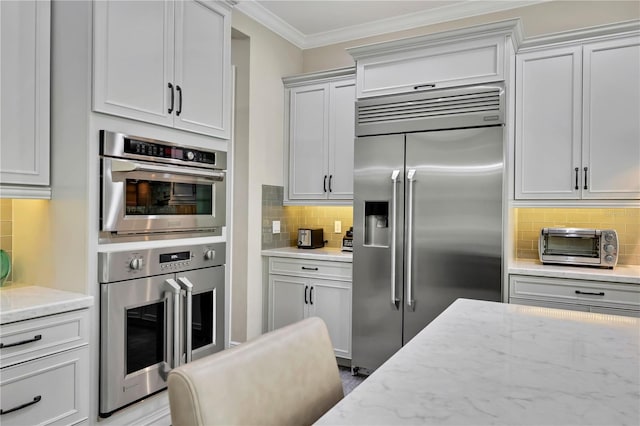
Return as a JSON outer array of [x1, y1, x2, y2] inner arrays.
[[316, 298, 640, 425], [0, 285, 94, 324], [262, 247, 352, 263], [509, 259, 640, 285]]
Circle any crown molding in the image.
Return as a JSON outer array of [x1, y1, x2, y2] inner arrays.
[[233, 0, 546, 49], [234, 0, 306, 48]]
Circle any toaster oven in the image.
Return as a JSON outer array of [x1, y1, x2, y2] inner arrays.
[[538, 228, 618, 268]]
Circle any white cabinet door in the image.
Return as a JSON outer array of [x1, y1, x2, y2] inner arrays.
[[93, 0, 174, 127], [309, 280, 352, 359], [0, 0, 50, 188], [173, 0, 230, 139], [327, 80, 355, 200], [0, 346, 89, 426], [288, 84, 329, 200], [515, 46, 582, 199], [269, 275, 307, 331], [582, 36, 640, 199], [355, 36, 505, 99]]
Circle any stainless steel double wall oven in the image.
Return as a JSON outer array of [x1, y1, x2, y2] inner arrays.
[[98, 131, 227, 417]]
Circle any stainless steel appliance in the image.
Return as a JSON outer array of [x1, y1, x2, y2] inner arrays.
[[539, 227, 618, 268], [342, 227, 354, 252], [100, 130, 226, 242], [297, 228, 324, 249], [98, 242, 225, 417], [352, 83, 505, 374]]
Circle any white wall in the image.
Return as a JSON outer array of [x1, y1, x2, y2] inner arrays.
[[230, 11, 303, 340]]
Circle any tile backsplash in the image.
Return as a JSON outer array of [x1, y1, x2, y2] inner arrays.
[[261, 185, 354, 250], [515, 208, 640, 265], [0, 199, 13, 283]]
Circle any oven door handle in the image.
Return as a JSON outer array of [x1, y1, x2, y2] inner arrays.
[[177, 277, 194, 364], [110, 159, 225, 182], [164, 278, 182, 371]]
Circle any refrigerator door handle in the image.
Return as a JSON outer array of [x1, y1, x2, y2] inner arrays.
[[390, 169, 400, 309], [177, 277, 194, 364], [406, 169, 416, 311]]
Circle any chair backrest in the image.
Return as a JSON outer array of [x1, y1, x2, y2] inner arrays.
[[167, 317, 344, 426]]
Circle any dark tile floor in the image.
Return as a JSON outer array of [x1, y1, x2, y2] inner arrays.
[[338, 366, 365, 395]]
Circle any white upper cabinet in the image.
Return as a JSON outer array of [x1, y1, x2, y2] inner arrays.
[[93, 0, 231, 139], [582, 37, 640, 199], [0, 0, 51, 198], [284, 69, 355, 204], [515, 30, 640, 200], [515, 46, 582, 199], [347, 20, 522, 99]]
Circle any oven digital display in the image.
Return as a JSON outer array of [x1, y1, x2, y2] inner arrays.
[[123, 138, 216, 165], [159, 251, 191, 263]]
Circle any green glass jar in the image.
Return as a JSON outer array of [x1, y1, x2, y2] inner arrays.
[[0, 249, 11, 286]]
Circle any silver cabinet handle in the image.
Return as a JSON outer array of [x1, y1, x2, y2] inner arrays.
[[164, 279, 181, 371], [406, 169, 416, 311], [390, 170, 400, 309], [177, 277, 194, 364]]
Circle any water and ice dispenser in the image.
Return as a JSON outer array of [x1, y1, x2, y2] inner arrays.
[[364, 201, 389, 247]]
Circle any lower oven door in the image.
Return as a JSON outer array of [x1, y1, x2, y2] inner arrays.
[[100, 273, 180, 417], [101, 158, 226, 236], [177, 266, 226, 363]]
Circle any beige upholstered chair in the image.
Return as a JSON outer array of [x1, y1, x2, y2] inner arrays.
[[167, 317, 344, 426]]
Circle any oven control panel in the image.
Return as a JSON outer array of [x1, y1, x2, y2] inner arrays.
[[99, 242, 226, 283]]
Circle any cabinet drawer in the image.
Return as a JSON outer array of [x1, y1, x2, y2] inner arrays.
[[269, 257, 352, 281], [356, 36, 504, 98], [509, 275, 640, 311], [1, 309, 89, 368], [0, 346, 89, 425]]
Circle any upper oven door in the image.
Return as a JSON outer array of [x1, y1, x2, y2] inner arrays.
[[101, 157, 226, 235]]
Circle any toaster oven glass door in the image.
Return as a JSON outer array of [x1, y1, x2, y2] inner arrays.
[[544, 235, 600, 258]]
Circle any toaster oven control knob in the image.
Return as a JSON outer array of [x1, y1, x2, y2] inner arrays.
[[605, 233, 614, 242], [129, 258, 143, 270], [186, 151, 195, 161], [605, 255, 615, 263], [204, 249, 215, 260], [604, 244, 615, 254]]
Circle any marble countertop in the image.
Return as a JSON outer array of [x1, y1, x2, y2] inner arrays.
[[261, 247, 352, 263], [0, 285, 94, 324], [317, 298, 640, 425], [509, 259, 640, 284]]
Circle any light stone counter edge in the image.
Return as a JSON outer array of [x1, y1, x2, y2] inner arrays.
[[261, 247, 352, 263], [0, 285, 94, 324], [509, 259, 640, 285]]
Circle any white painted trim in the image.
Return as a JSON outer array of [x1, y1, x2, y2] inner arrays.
[[518, 19, 640, 50], [0, 185, 52, 199], [234, 0, 306, 47], [234, 0, 543, 49], [282, 66, 355, 87], [509, 200, 640, 208]]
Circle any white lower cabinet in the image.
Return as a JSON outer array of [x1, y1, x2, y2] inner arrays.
[[268, 257, 352, 359], [509, 274, 640, 317], [0, 309, 90, 425]]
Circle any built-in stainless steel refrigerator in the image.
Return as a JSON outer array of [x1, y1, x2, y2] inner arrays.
[[352, 83, 505, 374]]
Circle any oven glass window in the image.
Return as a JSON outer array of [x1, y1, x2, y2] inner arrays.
[[126, 303, 165, 374], [125, 180, 212, 216], [546, 236, 599, 258], [192, 291, 214, 350]]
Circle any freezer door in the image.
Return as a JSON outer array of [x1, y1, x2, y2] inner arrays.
[[404, 127, 503, 344], [352, 134, 405, 374]]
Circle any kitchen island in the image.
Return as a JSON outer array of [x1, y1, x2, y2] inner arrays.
[[316, 298, 640, 425]]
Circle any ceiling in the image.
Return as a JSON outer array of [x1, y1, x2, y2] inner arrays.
[[233, 0, 545, 49]]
